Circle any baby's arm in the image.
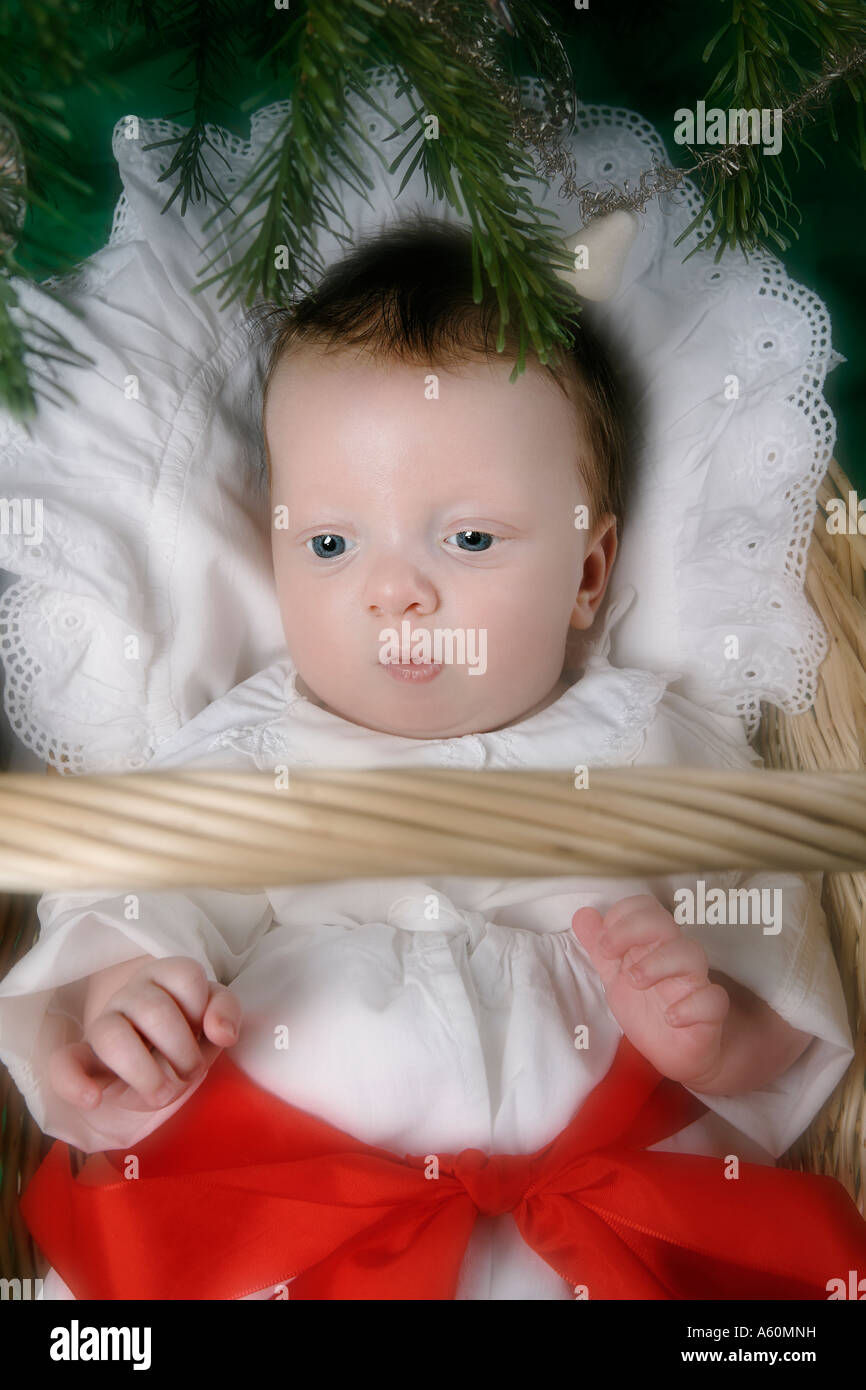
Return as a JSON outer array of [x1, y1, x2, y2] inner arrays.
[[573, 896, 811, 1095], [47, 954, 241, 1114], [0, 884, 272, 1150]]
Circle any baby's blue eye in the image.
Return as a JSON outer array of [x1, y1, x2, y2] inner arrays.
[[446, 530, 496, 553], [307, 533, 352, 559]]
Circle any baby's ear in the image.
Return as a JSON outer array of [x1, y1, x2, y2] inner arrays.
[[588, 512, 619, 575], [573, 518, 618, 624]]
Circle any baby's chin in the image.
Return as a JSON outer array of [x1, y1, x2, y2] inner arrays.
[[295, 670, 571, 739]]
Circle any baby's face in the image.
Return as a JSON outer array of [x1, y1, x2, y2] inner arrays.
[[264, 347, 617, 739]]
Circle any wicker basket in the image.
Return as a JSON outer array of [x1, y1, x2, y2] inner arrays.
[[1, 457, 864, 1285]]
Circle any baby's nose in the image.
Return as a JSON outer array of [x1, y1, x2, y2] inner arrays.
[[366, 566, 439, 620]]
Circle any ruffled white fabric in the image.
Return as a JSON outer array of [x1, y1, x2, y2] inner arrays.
[[0, 593, 854, 1298], [0, 71, 841, 772]]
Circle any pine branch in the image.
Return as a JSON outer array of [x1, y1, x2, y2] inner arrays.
[[187, 1, 381, 310], [0, 0, 101, 417], [785, 0, 866, 168], [130, 0, 246, 217], [0, 267, 97, 418], [84, 0, 183, 48], [683, 0, 801, 258], [0, 3, 92, 236], [178, 0, 579, 382], [3, 0, 865, 416], [679, 0, 866, 260], [374, 0, 579, 378]]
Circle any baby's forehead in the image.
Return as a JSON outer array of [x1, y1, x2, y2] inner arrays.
[[261, 346, 595, 513], [263, 343, 567, 426], [262, 348, 593, 513]]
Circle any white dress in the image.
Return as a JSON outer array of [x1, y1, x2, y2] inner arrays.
[[0, 595, 854, 1300]]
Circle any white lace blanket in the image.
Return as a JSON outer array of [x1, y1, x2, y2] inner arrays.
[[0, 71, 840, 772]]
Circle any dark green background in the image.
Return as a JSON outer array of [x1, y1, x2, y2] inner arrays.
[[11, 0, 866, 489]]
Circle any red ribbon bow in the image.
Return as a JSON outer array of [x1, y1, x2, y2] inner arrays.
[[21, 1037, 866, 1300]]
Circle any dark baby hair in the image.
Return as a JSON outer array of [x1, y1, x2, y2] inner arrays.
[[249, 212, 633, 537]]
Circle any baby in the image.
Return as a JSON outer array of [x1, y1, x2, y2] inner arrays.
[[0, 217, 856, 1299]]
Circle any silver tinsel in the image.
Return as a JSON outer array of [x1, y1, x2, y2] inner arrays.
[[385, 2, 866, 228], [386, 0, 580, 196]]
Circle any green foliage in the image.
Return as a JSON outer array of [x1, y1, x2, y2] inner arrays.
[[0, 0, 864, 416], [0, 0, 103, 416], [677, 0, 866, 260], [162, 0, 580, 383]]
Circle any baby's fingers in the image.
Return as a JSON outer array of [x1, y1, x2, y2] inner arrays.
[[571, 907, 605, 954], [664, 983, 730, 1029], [87, 1012, 179, 1108], [47, 1041, 117, 1110], [598, 900, 678, 961], [201, 983, 242, 1049], [571, 908, 622, 986], [627, 938, 708, 989]]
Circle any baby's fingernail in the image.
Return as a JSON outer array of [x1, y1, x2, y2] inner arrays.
[[627, 965, 644, 983], [155, 1083, 175, 1104], [597, 933, 612, 955], [665, 1006, 680, 1024], [219, 1017, 237, 1038]]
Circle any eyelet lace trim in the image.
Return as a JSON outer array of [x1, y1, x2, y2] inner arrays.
[[0, 72, 837, 767], [517, 90, 835, 738]]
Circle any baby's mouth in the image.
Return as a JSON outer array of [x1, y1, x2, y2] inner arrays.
[[380, 655, 440, 665], [380, 657, 443, 683]]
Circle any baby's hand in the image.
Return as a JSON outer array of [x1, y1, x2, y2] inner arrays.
[[47, 956, 242, 1113], [572, 895, 730, 1087]]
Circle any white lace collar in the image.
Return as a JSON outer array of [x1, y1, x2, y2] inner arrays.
[[207, 588, 678, 773]]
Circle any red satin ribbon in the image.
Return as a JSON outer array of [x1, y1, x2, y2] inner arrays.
[[21, 1036, 866, 1300]]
